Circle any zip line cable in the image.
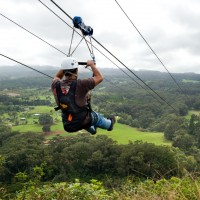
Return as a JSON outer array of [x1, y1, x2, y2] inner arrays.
[[0, 11, 159, 103], [45, 0, 177, 111], [0, 12, 161, 104], [90, 36, 170, 106], [0, 53, 115, 106], [1, 2, 176, 111], [37, 0, 165, 104], [87, 68, 137, 98], [49, 0, 73, 20], [0, 53, 53, 79], [114, 0, 189, 98], [47, 0, 164, 95], [0, 13, 68, 57], [91, 38, 178, 112], [39, 0, 178, 111], [0, 52, 175, 154]]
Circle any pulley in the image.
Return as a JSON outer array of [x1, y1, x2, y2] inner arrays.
[[73, 16, 93, 36]]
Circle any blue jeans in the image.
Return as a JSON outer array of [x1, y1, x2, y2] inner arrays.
[[86, 111, 111, 134]]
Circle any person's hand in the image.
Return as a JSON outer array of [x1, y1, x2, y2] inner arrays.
[[86, 60, 96, 68]]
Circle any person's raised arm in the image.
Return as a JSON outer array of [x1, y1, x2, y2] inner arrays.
[[86, 60, 103, 86], [53, 69, 64, 82]]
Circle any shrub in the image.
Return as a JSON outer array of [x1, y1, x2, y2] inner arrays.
[[15, 179, 112, 200]]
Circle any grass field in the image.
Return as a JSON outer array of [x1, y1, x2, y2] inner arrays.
[[12, 121, 171, 146], [8, 105, 171, 145], [182, 79, 200, 83], [186, 110, 200, 120], [97, 123, 171, 145], [12, 124, 43, 132], [28, 106, 55, 114]]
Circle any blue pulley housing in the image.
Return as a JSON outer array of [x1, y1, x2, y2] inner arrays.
[[73, 16, 83, 28], [73, 16, 93, 36]]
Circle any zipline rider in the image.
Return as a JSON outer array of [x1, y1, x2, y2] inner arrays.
[[51, 57, 115, 134]]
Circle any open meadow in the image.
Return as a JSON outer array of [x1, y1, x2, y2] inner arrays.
[[185, 110, 200, 120], [11, 105, 171, 146]]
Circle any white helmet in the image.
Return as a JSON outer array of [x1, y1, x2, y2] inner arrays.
[[61, 57, 78, 70]]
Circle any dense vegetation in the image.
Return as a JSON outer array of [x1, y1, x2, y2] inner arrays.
[[1, 66, 200, 199], [0, 130, 197, 199]]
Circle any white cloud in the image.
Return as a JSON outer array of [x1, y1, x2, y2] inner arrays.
[[0, 0, 200, 73]]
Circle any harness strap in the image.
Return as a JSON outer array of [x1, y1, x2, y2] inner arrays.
[[54, 81, 76, 111]]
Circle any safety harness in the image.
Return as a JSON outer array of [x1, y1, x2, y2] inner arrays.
[[55, 80, 91, 132]]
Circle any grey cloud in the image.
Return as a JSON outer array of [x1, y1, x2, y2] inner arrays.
[[1, 0, 200, 73], [96, 31, 138, 50], [170, 5, 200, 30], [172, 32, 200, 55], [139, 29, 200, 59]]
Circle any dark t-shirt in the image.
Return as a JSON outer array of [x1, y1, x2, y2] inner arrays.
[[75, 78, 95, 106]]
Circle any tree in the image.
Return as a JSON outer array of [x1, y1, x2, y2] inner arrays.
[[38, 114, 53, 125], [188, 114, 198, 135], [42, 125, 51, 132], [164, 116, 186, 140], [164, 122, 179, 140], [0, 132, 46, 183], [188, 114, 200, 147], [0, 155, 5, 176], [138, 112, 154, 129], [116, 141, 180, 179], [173, 130, 196, 153]]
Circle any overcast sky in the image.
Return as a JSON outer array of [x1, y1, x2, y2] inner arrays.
[[0, 0, 200, 73]]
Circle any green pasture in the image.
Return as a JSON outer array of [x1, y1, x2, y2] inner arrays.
[[98, 123, 171, 145], [8, 104, 171, 145], [12, 120, 170, 146], [28, 106, 54, 114], [12, 107, 200, 146], [47, 123, 171, 145], [12, 124, 43, 132], [182, 79, 200, 83], [186, 110, 200, 120]]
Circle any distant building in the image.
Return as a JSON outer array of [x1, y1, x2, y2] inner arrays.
[[20, 118, 26, 120], [33, 114, 40, 118], [20, 118, 26, 125]]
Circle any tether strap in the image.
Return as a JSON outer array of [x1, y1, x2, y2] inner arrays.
[[70, 37, 84, 56], [68, 27, 85, 57], [82, 35, 95, 62], [54, 81, 62, 111], [68, 27, 75, 56]]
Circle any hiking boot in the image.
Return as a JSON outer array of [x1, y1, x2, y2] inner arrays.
[[107, 116, 116, 131], [91, 126, 97, 135]]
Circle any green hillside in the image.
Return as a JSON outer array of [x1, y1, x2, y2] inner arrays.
[[2, 70, 200, 199]]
